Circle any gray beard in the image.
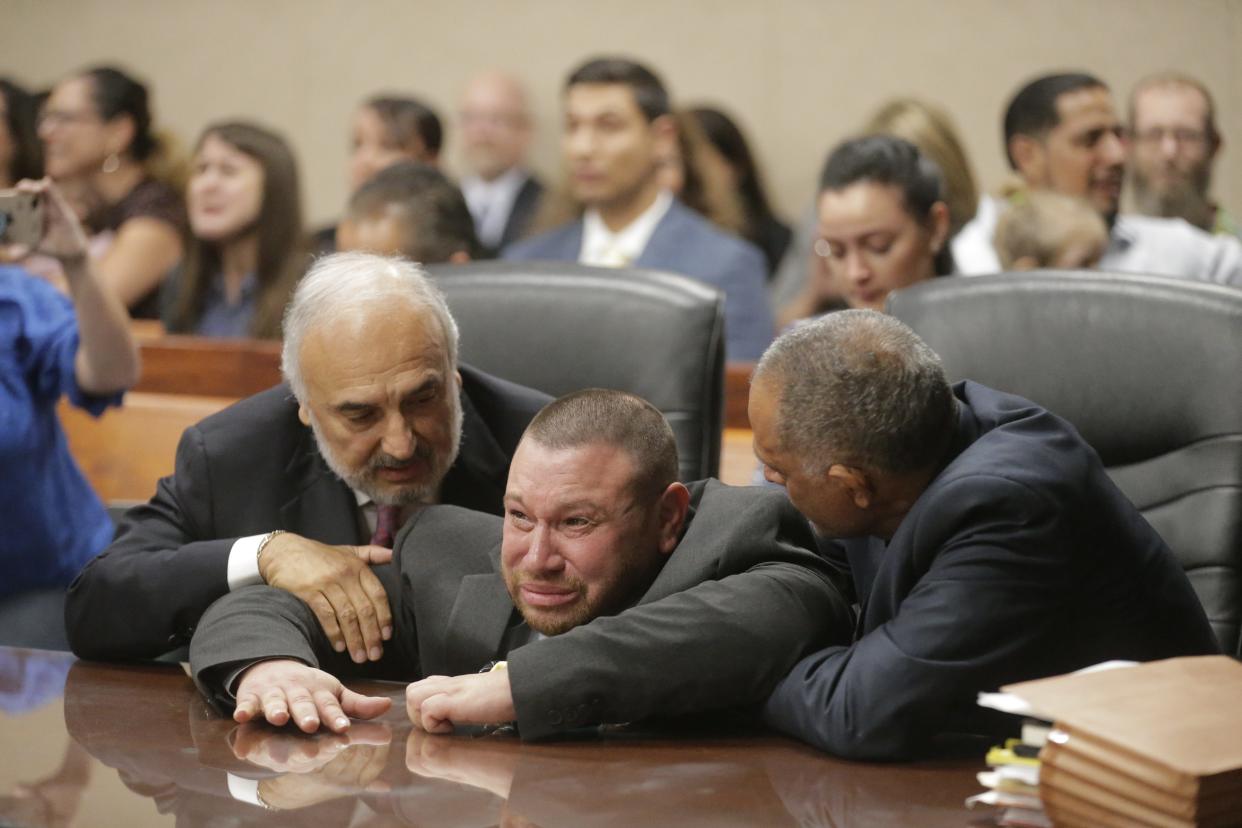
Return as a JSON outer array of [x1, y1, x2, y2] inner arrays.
[[1130, 165, 1215, 231], [307, 396, 464, 508]]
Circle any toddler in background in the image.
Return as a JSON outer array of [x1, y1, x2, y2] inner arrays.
[[994, 185, 1107, 270]]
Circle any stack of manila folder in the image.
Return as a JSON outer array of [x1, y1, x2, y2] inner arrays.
[[1000, 656, 1242, 828]]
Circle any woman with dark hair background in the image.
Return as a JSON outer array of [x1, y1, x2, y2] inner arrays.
[[314, 94, 443, 253], [792, 134, 952, 321], [0, 78, 43, 187], [689, 105, 792, 275], [162, 121, 305, 339], [38, 66, 185, 318]]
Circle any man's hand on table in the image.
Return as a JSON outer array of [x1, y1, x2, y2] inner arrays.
[[234, 659, 392, 733], [258, 533, 394, 663], [405, 670, 516, 733]]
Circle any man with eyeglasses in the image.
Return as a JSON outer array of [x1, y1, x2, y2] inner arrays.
[[952, 72, 1242, 287], [457, 72, 544, 255], [1128, 73, 1240, 241]]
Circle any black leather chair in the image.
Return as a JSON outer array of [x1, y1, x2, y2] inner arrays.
[[427, 261, 726, 481], [888, 271, 1242, 656]]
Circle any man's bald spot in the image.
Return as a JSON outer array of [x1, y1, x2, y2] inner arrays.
[[463, 70, 530, 115]]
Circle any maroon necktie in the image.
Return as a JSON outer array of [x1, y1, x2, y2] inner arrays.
[[370, 504, 402, 549]]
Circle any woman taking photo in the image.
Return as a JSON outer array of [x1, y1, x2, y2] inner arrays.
[[162, 121, 305, 339], [38, 65, 185, 318], [0, 178, 139, 649]]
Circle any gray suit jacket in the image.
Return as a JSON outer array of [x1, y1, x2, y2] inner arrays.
[[190, 480, 852, 739], [503, 199, 775, 361]]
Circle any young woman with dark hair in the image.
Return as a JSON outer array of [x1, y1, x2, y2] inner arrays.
[[689, 106, 792, 275], [797, 135, 952, 318], [163, 121, 305, 339]]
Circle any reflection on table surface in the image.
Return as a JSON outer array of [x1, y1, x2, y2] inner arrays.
[[0, 647, 987, 827]]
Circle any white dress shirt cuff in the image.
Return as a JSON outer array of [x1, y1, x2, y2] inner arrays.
[[226, 773, 265, 807], [227, 535, 267, 590]]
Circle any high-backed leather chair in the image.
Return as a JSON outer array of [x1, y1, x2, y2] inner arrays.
[[888, 272, 1242, 656], [428, 261, 726, 481]]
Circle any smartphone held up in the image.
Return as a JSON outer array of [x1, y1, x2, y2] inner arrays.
[[0, 188, 44, 248]]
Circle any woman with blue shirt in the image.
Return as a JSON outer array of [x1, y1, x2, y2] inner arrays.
[[1, 179, 139, 648], [161, 122, 305, 339]]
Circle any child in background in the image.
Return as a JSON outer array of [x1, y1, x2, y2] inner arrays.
[[994, 186, 1108, 270]]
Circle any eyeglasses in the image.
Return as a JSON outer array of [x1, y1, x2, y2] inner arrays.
[[37, 109, 101, 129], [1130, 127, 1209, 147]]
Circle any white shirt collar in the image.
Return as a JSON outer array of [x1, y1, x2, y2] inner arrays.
[[580, 190, 674, 267], [462, 168, 529, 249]]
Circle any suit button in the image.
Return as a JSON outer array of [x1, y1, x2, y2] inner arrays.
[[548, 710, 563, 725]]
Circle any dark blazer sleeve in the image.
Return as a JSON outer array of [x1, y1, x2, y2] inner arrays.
[[506, 483, 853, 739], [761, 475, 1079, 760], [65, 424, 237, 660], [189, 561, 416, 711]]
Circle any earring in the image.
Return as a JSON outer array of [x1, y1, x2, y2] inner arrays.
[[101, 153, 120, 174]]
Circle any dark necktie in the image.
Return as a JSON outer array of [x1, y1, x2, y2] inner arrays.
[[370, 504, 402, 549]]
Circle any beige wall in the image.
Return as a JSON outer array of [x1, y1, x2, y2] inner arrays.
[[5, 0, 1239, 226]]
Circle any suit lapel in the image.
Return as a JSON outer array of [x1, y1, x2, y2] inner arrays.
[[500, 176, 543, 248], [558, 220, 586, 260], [442, 572, 516, 675], [439, 388, 510, 515], [279, 429, 362, 545], [634, 200, 687, 269]]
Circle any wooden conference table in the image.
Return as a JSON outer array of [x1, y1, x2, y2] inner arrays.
[[0, 647, 990, 827]]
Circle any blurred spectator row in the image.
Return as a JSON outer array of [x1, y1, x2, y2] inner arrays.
[[3, 61, 1239, 353]]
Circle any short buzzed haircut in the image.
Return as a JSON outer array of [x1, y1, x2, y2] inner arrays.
[[755, 310, 954, 474], [566, 57, 670, 122], [347, 161, 482, 262], [524, 389, 679, 501], [1003, 72, 1108, 169]]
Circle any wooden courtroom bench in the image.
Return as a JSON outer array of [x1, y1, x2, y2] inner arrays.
[[60, 331, 284, 505], [59, 392, 235, 505]]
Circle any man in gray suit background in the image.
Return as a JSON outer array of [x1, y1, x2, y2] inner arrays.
[[190, 389, 851, 738], [503, 57, 774, 361]]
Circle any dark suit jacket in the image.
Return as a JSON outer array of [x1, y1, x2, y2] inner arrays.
[[762, 381, 1220, 761], [190, 480, 853, 740], [496, 174, 544, 252], [65, 364, 550, 661], [502, 199, 775, 361]]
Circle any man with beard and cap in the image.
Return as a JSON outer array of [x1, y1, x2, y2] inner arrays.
[[1128, 72, 1240, 241], [952, 72, 1242, 287], [65, 252, 550, 664]]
